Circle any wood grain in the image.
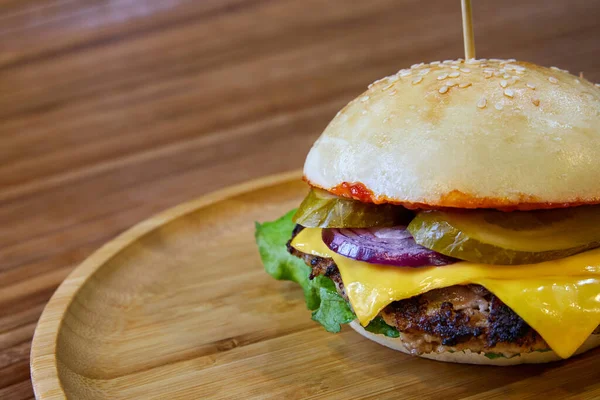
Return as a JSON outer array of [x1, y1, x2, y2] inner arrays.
[[1, 0, 600, 398], [29, 173, 600, 399]]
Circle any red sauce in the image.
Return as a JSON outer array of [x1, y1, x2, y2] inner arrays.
[[304, 177, 600, 211], [329, 182, 378, 203]]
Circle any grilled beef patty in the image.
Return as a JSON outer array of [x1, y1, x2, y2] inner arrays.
[[287, 225, 557, 355]]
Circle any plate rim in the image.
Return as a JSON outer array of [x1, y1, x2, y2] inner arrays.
[[29, 170, 301, 400]]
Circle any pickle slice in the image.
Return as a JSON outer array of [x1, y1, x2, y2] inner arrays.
[[407, 206, 600, 265], [293, 189, 412, 228]]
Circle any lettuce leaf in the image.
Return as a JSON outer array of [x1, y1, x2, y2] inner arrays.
[[365, 316, 400, 338], [255, 210, 320, 310], [255, 210, 399, 337], [483, 352, 505, 360], [310, 275, 355, 332]]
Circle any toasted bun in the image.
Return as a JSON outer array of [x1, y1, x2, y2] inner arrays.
[[304, 59, 600, 210], [350, 321, 600, 365]]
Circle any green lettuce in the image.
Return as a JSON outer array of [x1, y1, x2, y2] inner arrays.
[[255, 209, 319, 309], [310, 275, 355, 332], [365, 316, 400, 338], [255, 210, 399, 337], [483, 352, 505, 360]]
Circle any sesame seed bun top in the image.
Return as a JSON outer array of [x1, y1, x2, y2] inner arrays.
[[303, 59, 600, 210]]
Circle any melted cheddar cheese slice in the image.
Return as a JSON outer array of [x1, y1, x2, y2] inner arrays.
[[291, 228, 600, 358]]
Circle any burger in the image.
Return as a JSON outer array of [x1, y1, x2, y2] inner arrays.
[[255, 58, 600, 365]]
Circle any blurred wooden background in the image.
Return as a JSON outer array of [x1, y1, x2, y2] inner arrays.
[[1, 0, 599, 398]]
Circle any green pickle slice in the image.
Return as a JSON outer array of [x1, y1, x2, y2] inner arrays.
[[408, 206, 600, 265], [293, 189, 412, 228]]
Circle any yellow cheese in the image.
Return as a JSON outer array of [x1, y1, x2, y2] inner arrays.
[[291, 228, 600, 358]]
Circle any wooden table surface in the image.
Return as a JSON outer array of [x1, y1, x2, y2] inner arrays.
[[1, 1, 599, 398]]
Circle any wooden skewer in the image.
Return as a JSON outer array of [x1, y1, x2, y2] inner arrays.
[[461, 0, 476, 60]]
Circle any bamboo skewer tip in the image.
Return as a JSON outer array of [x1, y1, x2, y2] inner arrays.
[[461, 0, 476, 60]]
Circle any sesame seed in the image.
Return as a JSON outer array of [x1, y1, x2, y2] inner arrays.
[[548, 77, 558, 84], [515, 70, 525, 75], [500, 80, 508, 88], [526, 83, 536, 89], [494, 71, 502, 77], [412, 76, 423, 85], [484, 72, 493, 79], [439, 85, 449, 94], [430, 61, 441, 65], [399, 70, 412, 77], [360, 95, 370, 102], [532, 98, 540, 106], [443, 60, 453, 64], [551, 66, 568, 73], [499, 68, 506, 73], [449, 72, 460, 78], [419, 68, 431, 75], [477, 97, 487, 108], [389, 89, 397, 96], [411, 62, 424, 69], [459, 82, 472, 88], [368, 83, 374, 89], [450, 65, 460, 70], [503, 73, 511, 79], [382, 83, 394, 91], [504, 89, 514, 98], [507, 59, 516, 63], [389, 75, 399, 82], [446, 80, 458, 87], [490, 58, 502, 62], [466, 58, 481, 65], [452, 60, 463, 65], [460, 68, 471, 73], [437, 73, 449, 80], [495, 103, 504, 110]]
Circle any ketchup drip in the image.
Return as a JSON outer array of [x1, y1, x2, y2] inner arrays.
[[330, 182, 378, 203]]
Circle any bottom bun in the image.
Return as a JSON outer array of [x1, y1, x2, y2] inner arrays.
[[349, 321, 600, 366]]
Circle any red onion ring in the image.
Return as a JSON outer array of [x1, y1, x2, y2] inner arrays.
[[322, 227, 456, 267]]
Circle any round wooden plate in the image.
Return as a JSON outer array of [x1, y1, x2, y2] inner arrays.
[[31, 171, 600, 400]]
